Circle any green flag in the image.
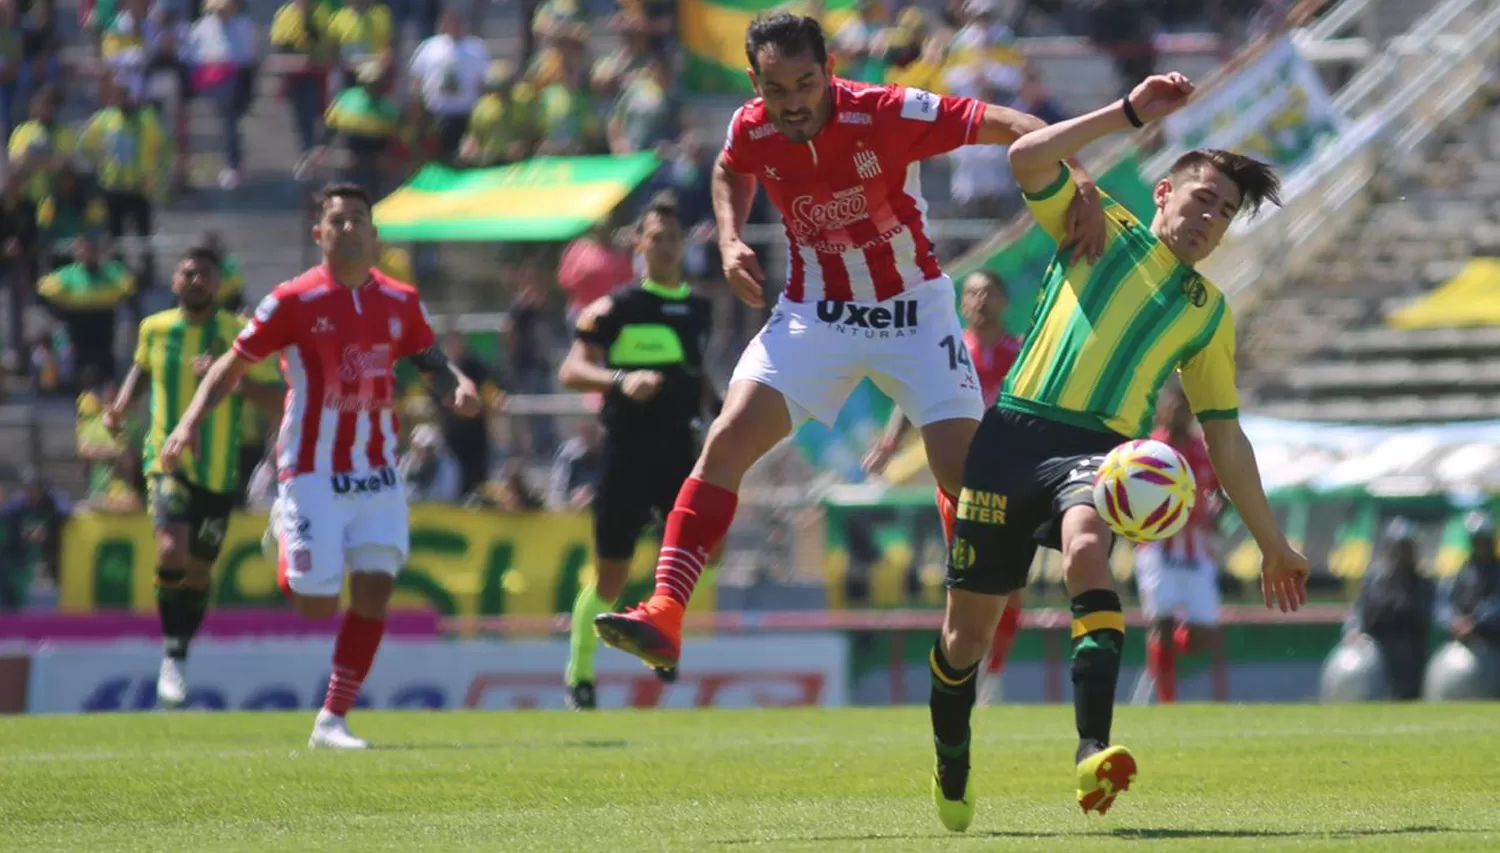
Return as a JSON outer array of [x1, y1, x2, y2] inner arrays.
[[373, 154, 662, 242]]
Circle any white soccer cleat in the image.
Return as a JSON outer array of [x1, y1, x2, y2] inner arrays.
[[309, 709, 370, 749], [157, 657, 188, 709]]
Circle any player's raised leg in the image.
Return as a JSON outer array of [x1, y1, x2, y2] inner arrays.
[[1056, 504, 1136, 815], [594, 378, 791, 667]]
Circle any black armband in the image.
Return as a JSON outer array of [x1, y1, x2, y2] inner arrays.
[[1121, 97, 1144, 129], [409, 346, 458, 396], [408, 344, 449, 373]]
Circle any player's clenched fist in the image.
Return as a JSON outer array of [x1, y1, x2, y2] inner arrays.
[[721, 237, 766, 308], [1128, 72, 1195, 124]]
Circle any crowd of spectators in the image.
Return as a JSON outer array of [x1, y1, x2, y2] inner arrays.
[[0, 0, 1292, 528]]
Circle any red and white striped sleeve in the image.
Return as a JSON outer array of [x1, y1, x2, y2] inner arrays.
[[234, 288, 298, 363], [878, 85, 985, 162]]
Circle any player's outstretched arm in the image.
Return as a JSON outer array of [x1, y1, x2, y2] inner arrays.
[[102, 365, 148, 433], [1008, 72, 1195, 194], [863, 409, 912, 477], [408, 345, 482, 416], [160, 351, 254, 468], [1200, 418, 1309, 613]]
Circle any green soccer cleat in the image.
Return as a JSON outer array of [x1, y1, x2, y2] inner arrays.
[[932, 760, 975, 832]]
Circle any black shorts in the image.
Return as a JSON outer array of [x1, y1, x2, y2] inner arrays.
[[593, 428, 698, 561], [947, 407, 1126, 596], [149, 474, 236, 563]]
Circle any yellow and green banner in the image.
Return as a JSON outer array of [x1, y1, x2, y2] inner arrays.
[[61, 506, 714, 617], [683, 0, 860, 94], [1387, 258, 1500, 330], [373, 153, 662, 242]]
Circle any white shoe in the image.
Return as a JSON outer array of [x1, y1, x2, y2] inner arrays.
[[218, 167, 241, 190], [309, 709, 369, 749], [157, 657, 188, 709]]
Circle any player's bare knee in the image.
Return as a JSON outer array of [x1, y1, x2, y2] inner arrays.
[[348, 568, 396, 620], [919, 418, 978, 496], [941, 590, 1003, 668], [156, 530, 188, 569], [593, 559, 631, 602], [294, 595, 339, 621], [696, 416, 776, 487]]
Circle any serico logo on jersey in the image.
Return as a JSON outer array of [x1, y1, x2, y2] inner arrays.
[[332, 466, 398, 496], [790, 187, 869, 239], [816, 299, 918, 337], [338, 344, 391, 381]]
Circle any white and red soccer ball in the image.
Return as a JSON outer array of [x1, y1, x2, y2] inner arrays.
[[1093, 439, 1197, 543]]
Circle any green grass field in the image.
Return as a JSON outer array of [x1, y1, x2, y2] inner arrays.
[[3, 704, 1498, 852]]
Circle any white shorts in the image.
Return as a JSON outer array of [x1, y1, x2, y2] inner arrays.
[[276, 468, 409, 597], [730, 276, 985, 427], [1135, 544, 1221, 625]]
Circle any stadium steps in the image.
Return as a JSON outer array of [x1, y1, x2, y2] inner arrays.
[[1238, 96, 1500, 424]]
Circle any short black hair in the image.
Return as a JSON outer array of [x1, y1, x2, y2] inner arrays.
[[745, 11, 827, 74], [637, 191, 681, 231], [1170, 149, 1282, 217], [181, 244, 221, 268], [317, 182, 372, 214]]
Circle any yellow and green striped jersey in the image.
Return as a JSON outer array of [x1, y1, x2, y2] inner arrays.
[[1001, 166, 1242, 438], [135, 308, 280, 493]]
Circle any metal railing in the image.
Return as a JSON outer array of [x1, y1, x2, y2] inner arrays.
[[1200, 0, 1500, 309]]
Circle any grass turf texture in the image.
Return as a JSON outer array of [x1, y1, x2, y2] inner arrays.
[[3, 704, 1498, 851]]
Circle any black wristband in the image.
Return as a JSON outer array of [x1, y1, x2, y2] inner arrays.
[[611, 370, 626, 391], [1122, 98, 1144, 129]]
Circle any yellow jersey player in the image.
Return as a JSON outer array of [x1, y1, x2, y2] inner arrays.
[[928, 73, 1310, 830], [104, 246, 283, 709]]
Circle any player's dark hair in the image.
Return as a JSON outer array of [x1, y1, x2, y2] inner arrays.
[[637, 191, 681, 231], [181, 244, 221, 268], [745, 11, 827, 74], [317, 182, 372, 214], [1170, 149, 1282, 217], [968, 269, 1007, 298]]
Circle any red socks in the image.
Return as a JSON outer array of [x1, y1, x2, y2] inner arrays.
[[1148, 634, 1177, 703], [276, 549, 294, 603], [324, 611, 386, 716], [653, 478, 738, 606], [936, 487, 958, 545], [987, 594, 1023, 674]]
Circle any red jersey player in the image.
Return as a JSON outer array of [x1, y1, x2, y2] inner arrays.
[[864, 269, 1026, 692], [1133, 383, 1225, 703], [595, 12, 1104, 669], [161, 183, 481, 748]]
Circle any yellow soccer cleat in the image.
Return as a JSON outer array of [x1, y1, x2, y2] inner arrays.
[[1076, 745, 1137, 816], [932, 764, 975, 832]]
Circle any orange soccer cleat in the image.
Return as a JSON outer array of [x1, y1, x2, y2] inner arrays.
[[594, 596, 685, 669]]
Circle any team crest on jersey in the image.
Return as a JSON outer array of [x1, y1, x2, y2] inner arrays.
[[312, 316, 335, 334], [389, 316, 403, 340], [1182, 273, 1208, 307], [853, 149, 881, 180]]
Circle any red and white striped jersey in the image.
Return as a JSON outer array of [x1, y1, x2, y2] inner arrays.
[[234, 266, 436, 478], [1147, 427, 1222, 563], [721, 79, 984, 303]]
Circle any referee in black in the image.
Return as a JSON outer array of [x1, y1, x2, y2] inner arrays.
[[558, 193, 721, 709]]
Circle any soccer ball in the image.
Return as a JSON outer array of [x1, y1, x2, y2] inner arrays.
[[1092, 439, 1197, 543]]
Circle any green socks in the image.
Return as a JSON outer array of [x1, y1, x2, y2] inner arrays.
[[157, 584, 211, 660], [566, 584, 615, 686], [1070, 589, 1125, 760]]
